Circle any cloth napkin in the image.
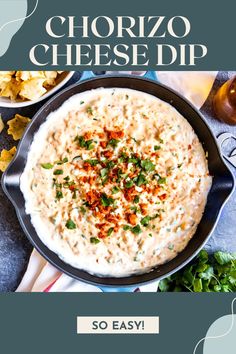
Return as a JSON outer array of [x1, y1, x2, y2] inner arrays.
[[16, 71, 218, 293]]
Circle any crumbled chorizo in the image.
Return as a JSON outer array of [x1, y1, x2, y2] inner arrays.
[[103, 150, 113, 158], [140, 203, 148, 215], [124, 186, 137, 202], [106, 129, 124, 140], [126, 213, 138, 226], [83, 161, 93, 171], [100, 141, 107, 148]]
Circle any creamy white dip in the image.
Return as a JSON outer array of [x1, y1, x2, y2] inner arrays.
[[20, 88, 212, 277]]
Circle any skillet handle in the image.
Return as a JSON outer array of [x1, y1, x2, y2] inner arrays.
[[79, 70, 159, 82], [143, 71, 159, 81], [100, 286, 137, 292], [217, 132, 236, 168], [79, 71, 96, 81]]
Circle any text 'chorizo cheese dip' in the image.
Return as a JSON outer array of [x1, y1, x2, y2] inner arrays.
[[20, 88, 212, 277]]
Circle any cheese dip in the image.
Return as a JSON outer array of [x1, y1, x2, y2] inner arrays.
[[20, 88, 212, 277]]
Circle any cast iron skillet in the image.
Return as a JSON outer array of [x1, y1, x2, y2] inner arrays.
[[1, 71, 235, 290]]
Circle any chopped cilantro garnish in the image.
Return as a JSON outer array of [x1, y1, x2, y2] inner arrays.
[[41, 163, 54, 169], [123, 224, 142, 235], [86, 159, 99, 166], [116, 168, 124, 183], [134, 173, 147, 187], [90, 237, 100, 244], [86, 106, 93, 114], [56, 157, 68, 165], [141, 159, 155, 172], [112, 186, 120, 194], [148, 233, 153, 237], [56, 190, 63, 199], [64, 176, 70, 181], [157, 176, 167, 185], [154, 145, 161, 151], [75, 136, 94, 150], [141, 216, 151, 227], [141, 214, 159, 227], [134, 195, 140, 204], [101, 193, 114, 207], [128, 156, 139, 164], [80, 206, 86, 214], [86, 140, 94, 150], [132, 224, 142, 235], [100, 168, 108, 178], [107, 227, 114, 236], [118, 152, 128, 163], [106, 160, 115, 169], [65, 219, 76, 229], [125, 179, 134, 189], [123, 225, 131, 231], [130, 206, 139, 213], [108, 139, 120, 148], [54, 169, 63, 175], [168, 243, 174, 251]]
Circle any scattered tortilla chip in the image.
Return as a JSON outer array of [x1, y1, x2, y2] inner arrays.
[[0, 146, 16, 172], [0, 115, 4, 133], [7, 114, 31, 141]]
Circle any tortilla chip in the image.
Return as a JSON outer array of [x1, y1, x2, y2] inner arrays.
[[19, 78, 47, 101], [16, 71, 45, 82], [0, 115, 4, 133], [0, 146, 16, 172], [7, 114, 31, 140], [0, 71, 65, 101], [0, 71, 14, 86], [0, 79, 21, 100], [43, 71, 58, 87]]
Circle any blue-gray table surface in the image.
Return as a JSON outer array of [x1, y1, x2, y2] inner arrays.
[[0, 71, 235, 292]]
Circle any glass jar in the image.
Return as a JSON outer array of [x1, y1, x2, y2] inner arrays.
[[213, 76, 236, 125]]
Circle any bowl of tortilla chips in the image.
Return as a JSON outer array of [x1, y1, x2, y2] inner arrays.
[[0, 71, 74, 108]]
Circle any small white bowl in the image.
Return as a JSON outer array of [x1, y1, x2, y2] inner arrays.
[[0, 71, 75, 108]]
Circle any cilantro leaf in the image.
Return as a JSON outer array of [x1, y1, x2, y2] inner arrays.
[[65, 219, 76, 230], [141, 159, 155, 172], [41, 163, 54, 169], [101, 193, 114, 207], [90, 237, 100, 244], [214, 251, 236, 265], [108, 139, 120, 148]]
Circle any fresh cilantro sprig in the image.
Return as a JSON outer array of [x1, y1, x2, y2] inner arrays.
[[159, 250, 236, 292]]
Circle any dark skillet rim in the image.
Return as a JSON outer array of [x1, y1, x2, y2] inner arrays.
[[1, 74, 235, 288]]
